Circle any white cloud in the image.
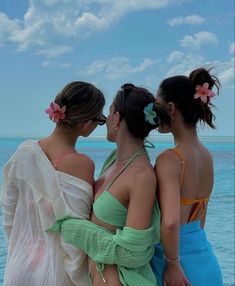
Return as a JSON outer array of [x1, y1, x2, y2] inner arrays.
[[165, 52, 234, 89], [42, 0, 59, 6], [74, 12, 109, 32], [0, 13, 20, 46], [83, 56, 156, 80], [3, 6, 49, 51], [110, 0, 175, 11], [167, 51, 184, 62], [168, 14, 205, 26], [36, 46, 72, 57], [131, 58, 156, 72], [217, 59, 235, 84], [0, 0, 179, 57], [166, 53, 205, 76], [42, 61, 50, 67], [180, 31, 218, 49], [229, 42, 235, 56], [60, 63, 71, 68], [42, 60, 71, 68]]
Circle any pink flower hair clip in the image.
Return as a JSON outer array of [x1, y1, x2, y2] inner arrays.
[[194, 82, 215, 103], [45, 102, 66, 123]]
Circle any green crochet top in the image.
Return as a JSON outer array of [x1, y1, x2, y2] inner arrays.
[[49, 148, 160, 286]]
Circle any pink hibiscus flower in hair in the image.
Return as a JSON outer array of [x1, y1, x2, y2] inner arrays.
[[194, 82, 215, 103], [45, 102, 66, 123]]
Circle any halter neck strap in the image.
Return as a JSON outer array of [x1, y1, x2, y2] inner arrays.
[[105, 149, 146, 192]]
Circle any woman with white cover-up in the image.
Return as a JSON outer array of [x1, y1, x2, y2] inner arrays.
[[2, 81, 106, 286]]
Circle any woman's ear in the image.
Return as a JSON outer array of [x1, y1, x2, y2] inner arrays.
[[77, 120, 93, 133], [83, 120, 93, 129], [168, 102, 176, 119], [113, 111, 121, 128]]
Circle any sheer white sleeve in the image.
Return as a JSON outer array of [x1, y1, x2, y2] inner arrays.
[[1, 162, 19, 241]]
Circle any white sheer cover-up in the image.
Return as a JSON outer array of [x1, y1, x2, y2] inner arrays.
[[1, 140, 93, 286]]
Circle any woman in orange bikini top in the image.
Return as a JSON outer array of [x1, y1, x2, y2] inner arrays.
[[151, 67, 223, 286]]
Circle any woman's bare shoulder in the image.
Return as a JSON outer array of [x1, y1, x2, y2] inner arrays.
[[58, 152, 95, 185], [156, 149, 181, 166]]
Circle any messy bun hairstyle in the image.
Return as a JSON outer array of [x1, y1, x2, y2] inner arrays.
[[157, 68, 220, 128], [54, 81, 105, 129], [114, 83, 170, 139]]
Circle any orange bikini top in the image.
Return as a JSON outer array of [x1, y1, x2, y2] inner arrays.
[[171, 148, 209, 223]]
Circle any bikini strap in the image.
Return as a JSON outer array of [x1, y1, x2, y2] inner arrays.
[[104, 149, 146, 192], [171, 147, 185, 190], [53, 150, 77, 169], [181, 197, 209, 222]]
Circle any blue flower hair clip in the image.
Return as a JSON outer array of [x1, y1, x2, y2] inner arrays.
[[143, 103, 159, 126]]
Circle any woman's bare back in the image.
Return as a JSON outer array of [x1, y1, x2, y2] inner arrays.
[[177, 142, 214, 225]]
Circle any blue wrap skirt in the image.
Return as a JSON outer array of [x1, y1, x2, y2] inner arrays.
[[151, 220, 223, 286]]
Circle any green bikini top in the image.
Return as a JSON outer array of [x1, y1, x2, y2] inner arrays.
[[93, 149, 146, 228]]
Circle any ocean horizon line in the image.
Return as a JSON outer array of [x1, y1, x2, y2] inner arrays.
[[0, 134, 234, 143]]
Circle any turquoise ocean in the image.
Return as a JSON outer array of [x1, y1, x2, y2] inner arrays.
[[0, 136, 234, 285]]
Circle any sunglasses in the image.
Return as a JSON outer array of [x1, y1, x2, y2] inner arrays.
[[93, 114, 107, 126]]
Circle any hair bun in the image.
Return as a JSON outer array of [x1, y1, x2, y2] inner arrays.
[[189, 67, 220, 95]]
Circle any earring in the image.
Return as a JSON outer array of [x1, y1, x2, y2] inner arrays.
[[112, 125, 118, 130]]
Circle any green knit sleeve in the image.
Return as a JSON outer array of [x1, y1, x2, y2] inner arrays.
[[49, 218, 155, 268]]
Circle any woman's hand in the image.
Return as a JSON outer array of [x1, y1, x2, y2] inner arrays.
[[163, 263, 192, 286]]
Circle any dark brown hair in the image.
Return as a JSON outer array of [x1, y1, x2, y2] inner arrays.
[[114, 83, 170, 139], [54, 81, 105, 129], [157, 67, 221, 128]]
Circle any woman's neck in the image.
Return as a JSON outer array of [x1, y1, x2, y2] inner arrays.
[[49, 127, 79, 148], [115, 136, 144, 162], [172, 124, 199, 147]]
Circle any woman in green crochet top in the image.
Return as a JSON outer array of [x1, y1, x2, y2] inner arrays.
[[49, 83, 170, 285]]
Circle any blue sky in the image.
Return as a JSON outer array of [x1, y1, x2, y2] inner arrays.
[[0, 0, 234, 137]]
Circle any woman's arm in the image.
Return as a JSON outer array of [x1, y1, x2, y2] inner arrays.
[[49, 215, 156, 268], [125, 167, 156, 230], [49, 170, 159, 268], [156, 150, 191, 286]]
